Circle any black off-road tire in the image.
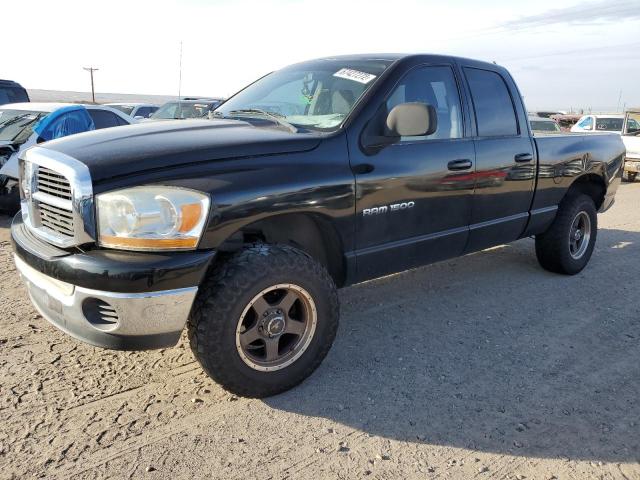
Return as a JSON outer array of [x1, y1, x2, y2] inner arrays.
[[625, 172, 637, 182], [535, 194, 597, 275], [188, 244, 339, 398]]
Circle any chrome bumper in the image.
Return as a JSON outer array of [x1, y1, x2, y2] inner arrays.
[[624, 157, 640, 173], [14, 254, 198, 350]]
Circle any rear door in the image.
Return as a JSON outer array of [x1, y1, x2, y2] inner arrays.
[[461, 66, 536, 252], [350, 64, 476, 281]]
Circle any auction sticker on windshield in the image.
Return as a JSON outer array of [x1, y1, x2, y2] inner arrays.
[[333, 68, 377, 84]]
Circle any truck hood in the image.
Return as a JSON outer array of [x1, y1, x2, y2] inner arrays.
[[40, 119, 323, 182]]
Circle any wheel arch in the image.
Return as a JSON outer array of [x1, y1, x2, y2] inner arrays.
[[217, 212, 347, 287], [565, 173, 606, 210]]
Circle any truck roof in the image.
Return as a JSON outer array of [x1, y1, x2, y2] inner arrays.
[[294, 53, 503, 70], [0, 79, 25, 86]]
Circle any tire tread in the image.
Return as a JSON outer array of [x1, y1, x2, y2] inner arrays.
[[187, 244, 339, 397]]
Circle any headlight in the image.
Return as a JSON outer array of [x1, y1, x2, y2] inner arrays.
[[20, 160, 34, 199], [97, 186, 210, 251]]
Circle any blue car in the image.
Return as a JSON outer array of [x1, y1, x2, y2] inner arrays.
[[0, 103, 132, 213]]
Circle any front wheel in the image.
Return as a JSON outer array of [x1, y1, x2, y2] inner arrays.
[[188, 244, 339, 398], [535, 194, 597, 275], [625, 172, 637, 182]]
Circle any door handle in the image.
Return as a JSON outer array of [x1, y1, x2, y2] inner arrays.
[[447, 159, 473, 171], [352, 163, 374, 174], [515, 153, 533, 162]]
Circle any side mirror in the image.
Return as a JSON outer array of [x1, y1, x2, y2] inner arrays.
[[134, 115, 144, 120], [385, 102, 437, 137]]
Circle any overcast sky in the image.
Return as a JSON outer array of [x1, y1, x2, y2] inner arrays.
[[5, 0, 639, 112]]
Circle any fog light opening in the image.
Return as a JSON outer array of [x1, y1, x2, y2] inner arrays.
[[82, 298, 120, 332]]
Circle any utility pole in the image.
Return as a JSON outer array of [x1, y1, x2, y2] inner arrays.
[[178, 41, 183, 102], [83, 67, 99, 103], [617, 89, 623, 113]]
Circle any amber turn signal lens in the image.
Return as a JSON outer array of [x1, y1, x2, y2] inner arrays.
[[179, 203, 203, 233], [100, 235, 198, 250]]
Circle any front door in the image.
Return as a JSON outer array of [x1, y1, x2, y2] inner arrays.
[[350, 65, 476, 281]]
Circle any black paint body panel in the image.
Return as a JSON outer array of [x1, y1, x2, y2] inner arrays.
[[25, 54, 625, 289], [12, 215, 215, 293]]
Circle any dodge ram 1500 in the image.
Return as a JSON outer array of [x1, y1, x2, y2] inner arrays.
[[12, 54, 625, 397]]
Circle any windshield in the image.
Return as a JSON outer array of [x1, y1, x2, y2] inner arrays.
[[110, 105, 135, 115], [595, 117, 623, 131], [215, 59, 393, 131], [152, 102, 212, 119], [624, 113, 640, 136], [0, 109, 47, 142], [530, 120, 560, 132]]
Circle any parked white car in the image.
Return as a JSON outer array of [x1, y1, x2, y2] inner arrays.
[[570, 114, 624, 134], [106, 103, 159, 120], [0, 103, 132, 212], [622, 108, 640, 182]]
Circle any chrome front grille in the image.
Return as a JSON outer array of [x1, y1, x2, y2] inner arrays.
[[39, 201, 75, 237], [34, 167, 75, 238], [20, 147, 95, 248], [37, 167, 72, 201]]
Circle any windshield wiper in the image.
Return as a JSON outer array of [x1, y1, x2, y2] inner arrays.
[[226, 109, 299, 133], [0, 113, 34, 130]]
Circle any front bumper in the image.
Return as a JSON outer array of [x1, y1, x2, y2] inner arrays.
[[15, 254, 197, 349], [624, 157, 640, 173], [12, 215, 215, 350]]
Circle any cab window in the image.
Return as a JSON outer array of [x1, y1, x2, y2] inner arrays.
[[386, 65, 463, 141], [89, 110, 124, 129], [578, 116, 593, 129], [464, 68, 518, 137]]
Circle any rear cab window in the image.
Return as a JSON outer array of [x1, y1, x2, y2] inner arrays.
[[464, 68, 518, 137], [595, 117, 623, 131]]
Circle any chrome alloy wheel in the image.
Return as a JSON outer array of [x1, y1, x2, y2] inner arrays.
[[569, 211, 591, 260], [235, 284, 317, 372]]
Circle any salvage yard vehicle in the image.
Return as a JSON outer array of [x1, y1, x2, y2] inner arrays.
[[622, 108, 640, 182], [106, 103, 159, 119], [147, 98, 223, 121], [528, 110, 564, 119], [0, 103, 132, 213], [0, 79, 29, 105], [529, 115, 561, 133], [570, 114, 624, 133], [11, 54, 625, 397]]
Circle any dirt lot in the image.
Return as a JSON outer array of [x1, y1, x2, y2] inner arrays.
[[1, 184, 639, 480]]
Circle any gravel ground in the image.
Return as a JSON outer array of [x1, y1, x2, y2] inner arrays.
[[1, 184, 638, 480]]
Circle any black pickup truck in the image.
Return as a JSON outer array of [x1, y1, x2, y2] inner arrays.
[[12, 54, 625, 397]]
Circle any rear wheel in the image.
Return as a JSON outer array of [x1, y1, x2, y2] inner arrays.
[[188, 244, 339, 397], [625, 172, 637, 182], [535, 194, 597, 275]]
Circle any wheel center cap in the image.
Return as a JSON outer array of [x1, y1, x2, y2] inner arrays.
[[574, 229, 582, 240], [266, 315, 285, 336]]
